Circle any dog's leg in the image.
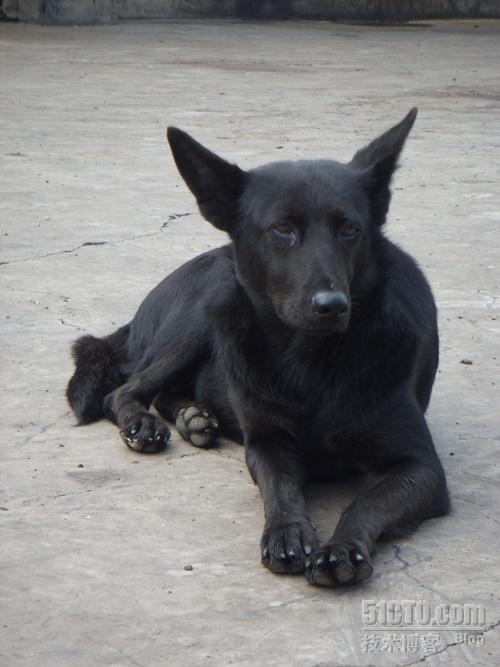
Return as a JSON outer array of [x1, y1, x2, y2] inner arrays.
[[103, 358, 174, 452], [246, 438, 319, 574], [305, 404, 450, 587], [104, 335, 207, 452]]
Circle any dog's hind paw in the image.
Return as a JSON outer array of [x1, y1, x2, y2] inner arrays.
[[175, 403, 220, 448], [305, 542, 373, 587], [120, 412, 170, 453]]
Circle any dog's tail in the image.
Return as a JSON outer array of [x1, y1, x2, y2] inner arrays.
[[66, 324, 130, 424]]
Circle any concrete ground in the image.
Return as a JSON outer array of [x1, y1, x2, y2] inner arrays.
[[1, 18, 499, 667]]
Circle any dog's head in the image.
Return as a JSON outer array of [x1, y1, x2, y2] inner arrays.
[[167, 109, 416, 334]]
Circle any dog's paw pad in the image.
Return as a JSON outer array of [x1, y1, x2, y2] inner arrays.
[[120, 413, 170, 453], [305, 542, 373, 587], [175, 404, 219, 448]]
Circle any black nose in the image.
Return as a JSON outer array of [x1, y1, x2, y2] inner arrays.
[[311, 291, 349, 317]]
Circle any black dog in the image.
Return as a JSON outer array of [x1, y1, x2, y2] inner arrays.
[[67, 108, 450, 587]]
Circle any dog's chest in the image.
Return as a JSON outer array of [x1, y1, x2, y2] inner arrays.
[[273, 342, 359, 435]]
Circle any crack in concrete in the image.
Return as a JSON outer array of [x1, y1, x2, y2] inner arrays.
[[170, 450, 203, 460], [251, 594, 320, 615], [207, 447, 245, 465], [0, 214, 193, 267], [0, 240, 109, 266], [59, 317, 87, 332], [392, 544, 444, 598], [39, 489, 95, 501]]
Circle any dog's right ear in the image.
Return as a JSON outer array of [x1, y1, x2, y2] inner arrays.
[[350, 108, 417, 226], [167, 127, 246, 232]]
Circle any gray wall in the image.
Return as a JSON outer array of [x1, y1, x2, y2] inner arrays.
[[3, 0, 116, 23], [118, 1, 500, 21], [4, 0, 500, 24]]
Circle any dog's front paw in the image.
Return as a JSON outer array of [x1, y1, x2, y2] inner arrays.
[[261, 520, 319, 574], [305, 542, 373, 587], [175, 404, 219, 448], [120, 412, 170, 452]]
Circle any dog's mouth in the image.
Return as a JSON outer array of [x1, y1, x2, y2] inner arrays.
[[275, 309, 351, 335], [296, 321, 350, 336], [273, 299, 351, 335], [298, 328, 336, 337]]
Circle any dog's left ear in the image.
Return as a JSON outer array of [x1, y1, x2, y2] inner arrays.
[[167, 127, 246, 232], [350, 108, 417, 226]]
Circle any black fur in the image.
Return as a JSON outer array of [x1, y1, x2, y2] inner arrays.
[[67, 108, 450, 586], [66, 325, 129, 424]]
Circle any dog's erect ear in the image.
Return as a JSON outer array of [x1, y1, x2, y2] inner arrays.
[[167, 127, 246, 231], [350, 108, 417, 226]]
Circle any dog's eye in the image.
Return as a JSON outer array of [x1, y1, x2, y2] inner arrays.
[[340, 223, 359, 238], [272, 224, 296, 245], [273, 223, 293, 236]]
